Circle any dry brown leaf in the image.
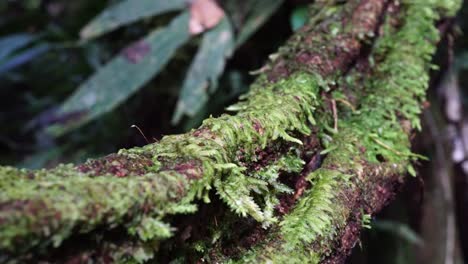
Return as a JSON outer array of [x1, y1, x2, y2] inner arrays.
[[189, 0, 225, 35]]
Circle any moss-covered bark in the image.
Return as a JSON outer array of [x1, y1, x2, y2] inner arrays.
[[0, 0, 461, 263], [216, 2, 457, 262]]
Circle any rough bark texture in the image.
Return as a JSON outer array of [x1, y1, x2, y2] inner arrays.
[[0, 0, 462, 263]]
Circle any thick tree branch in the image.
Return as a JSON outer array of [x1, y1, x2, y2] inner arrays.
[[0, 0, 461, 263]]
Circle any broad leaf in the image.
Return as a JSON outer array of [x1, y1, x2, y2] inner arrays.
[[236, 0, 284, 47], [81, 0, 189, 39], [0, 33, 37, 61], [0, 44, 49, 76], [172, 17, 234, 124], [48, 12, 191, 136]]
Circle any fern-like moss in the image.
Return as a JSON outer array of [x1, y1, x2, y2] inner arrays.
[[280, 169, 347, 248], [229, 0, 461, 262], [0, 0, 461, 262]]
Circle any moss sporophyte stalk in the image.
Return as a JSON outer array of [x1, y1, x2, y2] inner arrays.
[[0, 0, 461, 262]]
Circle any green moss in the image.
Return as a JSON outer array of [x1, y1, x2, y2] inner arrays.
[[0, 0, 361, 257], [282, 0, 452, 250], [229, 0, 460, 262], [215, 153, 305, 226], [232, 242, 321, 264], [0, 73, 322, 257], [0, 0, 461, 262], [280, 169, 348, 249], [0, 170, 191, 253], [128, 72, 321, 210]]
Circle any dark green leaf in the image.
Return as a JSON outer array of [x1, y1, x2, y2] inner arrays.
[[0, 44, 49, 76], [172, 17, 235, 124], [48, 12, 192, 136], [236, 0, 284, 47], [290, 6, 309, 31], [81, 0, 189, 39], [373, 220, 423, 246], [0, 33, 37, 61], [18, 147, 63, 170]]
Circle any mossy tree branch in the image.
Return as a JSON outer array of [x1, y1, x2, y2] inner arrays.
[[0, 0, 461, 263]]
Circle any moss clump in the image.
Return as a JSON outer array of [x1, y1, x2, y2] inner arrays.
[[0, 0, 461, 262], [0, 0, 376, 258], [0, 71, 322, 259], [0, 169, 192, 253], [280, 169, 348, 249], [227, 0, 461, 262]]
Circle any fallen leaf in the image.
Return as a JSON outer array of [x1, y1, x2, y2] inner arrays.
[[189, 0, 225, 35]]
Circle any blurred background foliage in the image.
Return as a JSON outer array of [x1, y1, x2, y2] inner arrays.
[[1, 0, 468, 263], [0, 0, 308, 168]]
